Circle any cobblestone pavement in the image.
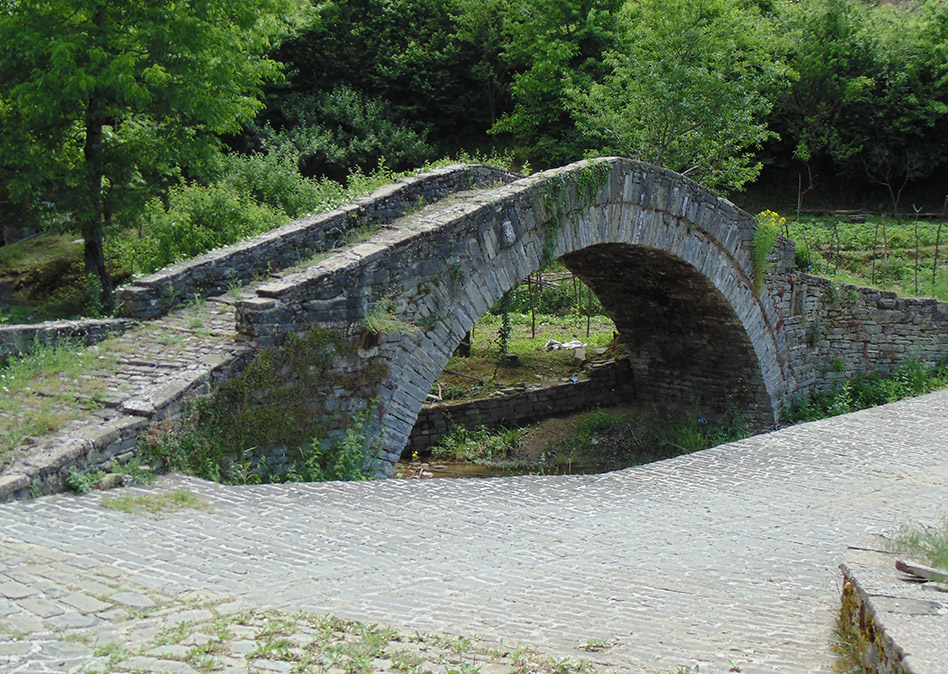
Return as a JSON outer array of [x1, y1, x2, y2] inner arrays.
[[3, 390, 948, 674]]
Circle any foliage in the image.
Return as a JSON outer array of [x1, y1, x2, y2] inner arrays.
[[143, 401, 378, 485], [115, 152, 416, 276], [118, 182, 285, 276], [285, 414, 377, 483], [786, 216, 948, 301], [63, 467, 104, 494], [0, 0, 307, 299], [0, 338, 118, 467], [271, 0, 491, 152], [887, 516, 948, 572], [782, 358, 948, 424], [431, 425, 526, 464], [753, 210, 785, 292], [249, 87, 435, 181], [572, 0, 788, 192], [546, 406, 749, 473], [493, 0, 622, 167], [99, 489, 210, 518], [497, 272, 606, 317], [360, 298, 419, 339], [770, 0, 948, 212]]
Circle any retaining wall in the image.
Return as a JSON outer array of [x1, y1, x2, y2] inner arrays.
[[406, 359, 636, 454], [840, 548, 947, 674], [768, 239, 948, 396]]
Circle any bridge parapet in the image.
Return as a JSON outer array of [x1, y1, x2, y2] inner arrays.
[[115, 164, 518, 319], [235, 158, 762, 342]]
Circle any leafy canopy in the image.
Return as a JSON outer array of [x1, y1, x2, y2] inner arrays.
[[0, 0, 307, 294], [571, 0, 789, 192]]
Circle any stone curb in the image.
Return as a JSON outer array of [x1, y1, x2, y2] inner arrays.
[[0, 318, 137, 359], [840, 547, 948, 674]]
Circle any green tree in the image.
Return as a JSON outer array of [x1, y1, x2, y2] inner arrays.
[[273, 0, 489, 150], [250, 87, 434, 181], [858, 0, 948, 221], [571, 0, 787, 192], [493, 0, 622, 168], [770, 0, 948, 216], [0, 0, 305, 304], [451, 0, 513, 127]]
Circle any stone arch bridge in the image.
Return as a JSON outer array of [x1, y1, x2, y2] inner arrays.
[[3, 156, 948, 499], [232, 157, 948, 476]]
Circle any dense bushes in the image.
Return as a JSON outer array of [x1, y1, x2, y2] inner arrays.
[[115, 151, 413, 276], [250, 88, 436, 181]]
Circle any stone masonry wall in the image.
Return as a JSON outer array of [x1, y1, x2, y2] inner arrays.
[[840, 548, 947, 674], [768, 238, 948, 397], [406, 359, 636, 454], [115, 164, 518, 319]]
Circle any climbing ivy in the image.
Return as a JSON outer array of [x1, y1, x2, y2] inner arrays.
[[539, 163, 611, 267]]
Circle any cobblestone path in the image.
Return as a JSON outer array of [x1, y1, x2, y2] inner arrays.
[[2, 390, 948, 674]]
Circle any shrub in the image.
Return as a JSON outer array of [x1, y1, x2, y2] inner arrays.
[[782, 358, 948, 423], [888, 516, 948, 571], [119, 182, 285, 275], [431, 425, 525, 464], [252, 87, 435, 181], [217, 150, 347, 218], [753, 210, 784, 292]]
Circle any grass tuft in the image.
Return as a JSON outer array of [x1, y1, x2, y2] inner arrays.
[[99, 489, 211, 519], [887, 516, 948, 571]]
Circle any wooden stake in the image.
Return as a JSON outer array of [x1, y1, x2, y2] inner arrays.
[[882, 215, 888, 288], [586, 283, 592, 338], [934, 221, 942, 288]]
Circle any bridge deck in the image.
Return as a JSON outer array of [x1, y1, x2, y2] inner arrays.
[[0, 183, 506, 495], [2, 390, 946, 673]]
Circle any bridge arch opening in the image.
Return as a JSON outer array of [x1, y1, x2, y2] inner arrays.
[[559, 243, 772, 422], [404, 243, 773, 471]]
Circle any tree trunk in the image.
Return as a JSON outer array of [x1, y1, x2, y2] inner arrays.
[[83, 98, 114, 309]]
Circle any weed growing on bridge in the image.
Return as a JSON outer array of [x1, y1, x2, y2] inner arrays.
[[361, 298, 419, 339], [0, 339, 119, 468], [63, 467, 105, 494], [142, 327, 385, 485], [538, 162, 611, 269], [753, 210, 783, 293]]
